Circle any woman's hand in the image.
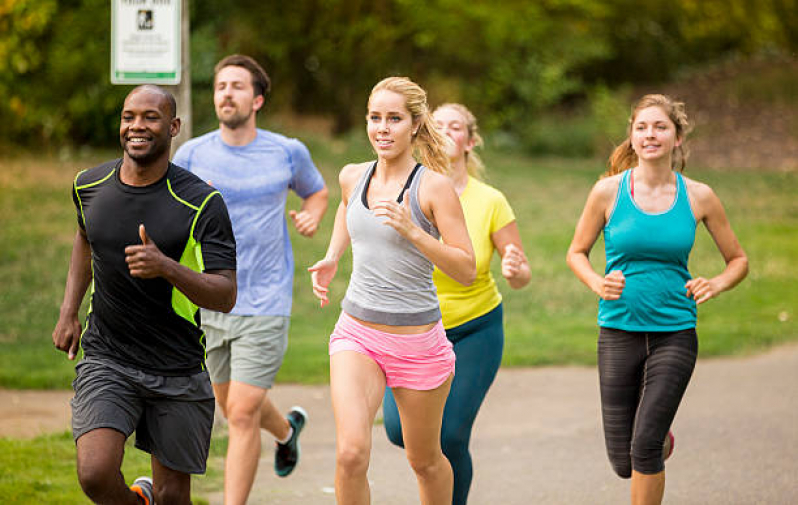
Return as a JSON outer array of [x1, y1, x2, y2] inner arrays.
[[371, 192, 419, 241], [597, 270, 625, 300], [685, 276, 720, 305], [308, 258, 338, 307], [501, 243, 525, 281]]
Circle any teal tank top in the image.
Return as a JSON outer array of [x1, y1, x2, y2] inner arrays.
[[598, 169, 697, 331]]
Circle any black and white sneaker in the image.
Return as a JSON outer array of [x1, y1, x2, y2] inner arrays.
[[274, 406, 308, 477], [130, 476, 154, 505]]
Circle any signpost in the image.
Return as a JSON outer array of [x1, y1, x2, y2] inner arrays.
[[111, 0, 181, 84], [111, 0, 191, 152]]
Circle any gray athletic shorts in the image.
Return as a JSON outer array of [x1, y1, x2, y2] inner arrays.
[[201, 310, 289, 389], [71, 357, 215, 474]]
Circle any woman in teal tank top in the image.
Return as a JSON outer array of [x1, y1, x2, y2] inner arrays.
[[567, 94, 748, 505]]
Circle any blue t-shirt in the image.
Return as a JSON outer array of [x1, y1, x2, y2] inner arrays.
[[174, 129, 325, 316], [599, 169, 697, 331]]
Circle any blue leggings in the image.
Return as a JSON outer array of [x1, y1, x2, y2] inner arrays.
[[383, 304, 504, 505]]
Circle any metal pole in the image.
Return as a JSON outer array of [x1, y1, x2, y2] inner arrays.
[[169, 0, 191, 156]]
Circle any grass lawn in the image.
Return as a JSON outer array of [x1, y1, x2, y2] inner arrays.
[[0, 133, 795, 503], [0, 430, 226, 504]]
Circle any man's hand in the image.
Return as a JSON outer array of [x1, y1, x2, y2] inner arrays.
[[289, 209, 321, 237], [125, 224, 167, 278], [52, 313, 82, 360]]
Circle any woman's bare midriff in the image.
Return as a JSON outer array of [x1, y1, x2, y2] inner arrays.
[[347, 313, 437, 335]]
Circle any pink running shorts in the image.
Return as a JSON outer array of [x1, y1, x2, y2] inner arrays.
[[329, 311, 455, 390]]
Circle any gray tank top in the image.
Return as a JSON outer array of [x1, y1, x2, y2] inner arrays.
[[341, 162, 442, 325]]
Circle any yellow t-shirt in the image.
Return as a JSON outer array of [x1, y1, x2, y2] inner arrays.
[[434, 177, 516, 329]]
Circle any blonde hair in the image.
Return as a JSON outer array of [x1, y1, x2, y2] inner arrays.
[[434, 103, 486, 180], [605, 94, 692, 177], [369, 77, 450, 174]]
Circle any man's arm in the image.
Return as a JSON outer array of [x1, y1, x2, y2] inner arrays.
[[125, 225, 237, 312], [289, 186, 329, 237], [52, 229, 92, 360]]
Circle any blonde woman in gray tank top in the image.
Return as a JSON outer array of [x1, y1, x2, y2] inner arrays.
[[309, 77, 476, 504]]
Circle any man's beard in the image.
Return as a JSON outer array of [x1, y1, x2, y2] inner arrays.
[[218, 107, 252, 130]]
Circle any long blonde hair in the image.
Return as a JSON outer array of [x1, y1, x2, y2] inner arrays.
[[434, 103, 486, 180], [605, 94, 692, 177], [369, 77, 450, 174]]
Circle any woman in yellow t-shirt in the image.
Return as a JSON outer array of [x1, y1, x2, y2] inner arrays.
[[383, 103, 531, 505]]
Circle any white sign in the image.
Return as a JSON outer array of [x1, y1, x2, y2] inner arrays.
[[111, 0, 181, 84]]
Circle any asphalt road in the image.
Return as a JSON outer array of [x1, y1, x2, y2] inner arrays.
[[204, 343, 798, 504]]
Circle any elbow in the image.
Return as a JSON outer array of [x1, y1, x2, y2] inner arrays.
[[218, 285, 237, 313], [738, 255, 750, 280], [460, 262, 477, 287]]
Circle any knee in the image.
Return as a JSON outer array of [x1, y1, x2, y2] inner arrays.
[[406, 451, 447, 481], [631, 444, 665, 476], [606, 452, 632, 479], [76, 462, 115, 500], [336, 443, 370, 477], [610, 460, 632, 479], [440, 427, 468, 460], [225, 400, 260, 430]]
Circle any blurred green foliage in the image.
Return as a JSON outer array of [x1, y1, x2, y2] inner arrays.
[[0, 0, 796, 150]]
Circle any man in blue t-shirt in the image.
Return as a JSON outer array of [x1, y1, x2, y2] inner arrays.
[[173, 54, 328, 503]]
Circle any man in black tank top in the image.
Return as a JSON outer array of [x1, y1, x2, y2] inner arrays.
[[52, 85, 237, 505]]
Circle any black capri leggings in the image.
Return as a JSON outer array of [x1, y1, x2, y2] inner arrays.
[[598, 327, 698, 478]]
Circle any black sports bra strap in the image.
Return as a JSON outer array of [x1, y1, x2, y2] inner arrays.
[[362, 162, 422, 208], [397, 163, 422, 204]]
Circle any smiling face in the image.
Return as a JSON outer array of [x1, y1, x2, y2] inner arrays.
[[433, 106, 473, 162], [119, 89, 178, 165], [366, 90, 417, 161], [214, 65, 264, 130], [631, 105, 682, 164]]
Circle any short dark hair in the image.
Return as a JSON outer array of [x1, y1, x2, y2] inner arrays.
[[128, 84, 177, 119], [214, 54, 271, 100]]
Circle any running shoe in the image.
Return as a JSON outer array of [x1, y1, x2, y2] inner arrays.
[[662, 431, 675, 461], [275, 406, 308, 477], [130, 476, 154, 505]]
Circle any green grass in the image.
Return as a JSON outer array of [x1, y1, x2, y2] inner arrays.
[[0, 430, 226, 504], [1, 140, 797, 388]]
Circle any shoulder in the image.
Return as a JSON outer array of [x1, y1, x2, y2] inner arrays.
[[590, 172, 623, 204], [175, 130, 219, 155], [467, 177, 506, 201], [681, 174, 715, 201], [339, 162, 370, 186], [419, 168, 452, 191], [256, 129, 314, 163], [256, 129, 304, 152], [166, 164, 220, 208], [681, 174, 720, 218], [75, 159, 119, 188]]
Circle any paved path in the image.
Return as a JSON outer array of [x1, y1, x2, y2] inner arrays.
[[208, 343, 798, 504], [3, 344, 797, 503]]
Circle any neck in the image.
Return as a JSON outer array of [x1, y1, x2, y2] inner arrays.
[[120, 154, 169, 186], [220, 119, 257, 146], [635, 158, 675, 186], [449, 156, 469, 195], [376, 152, 417, 180]]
